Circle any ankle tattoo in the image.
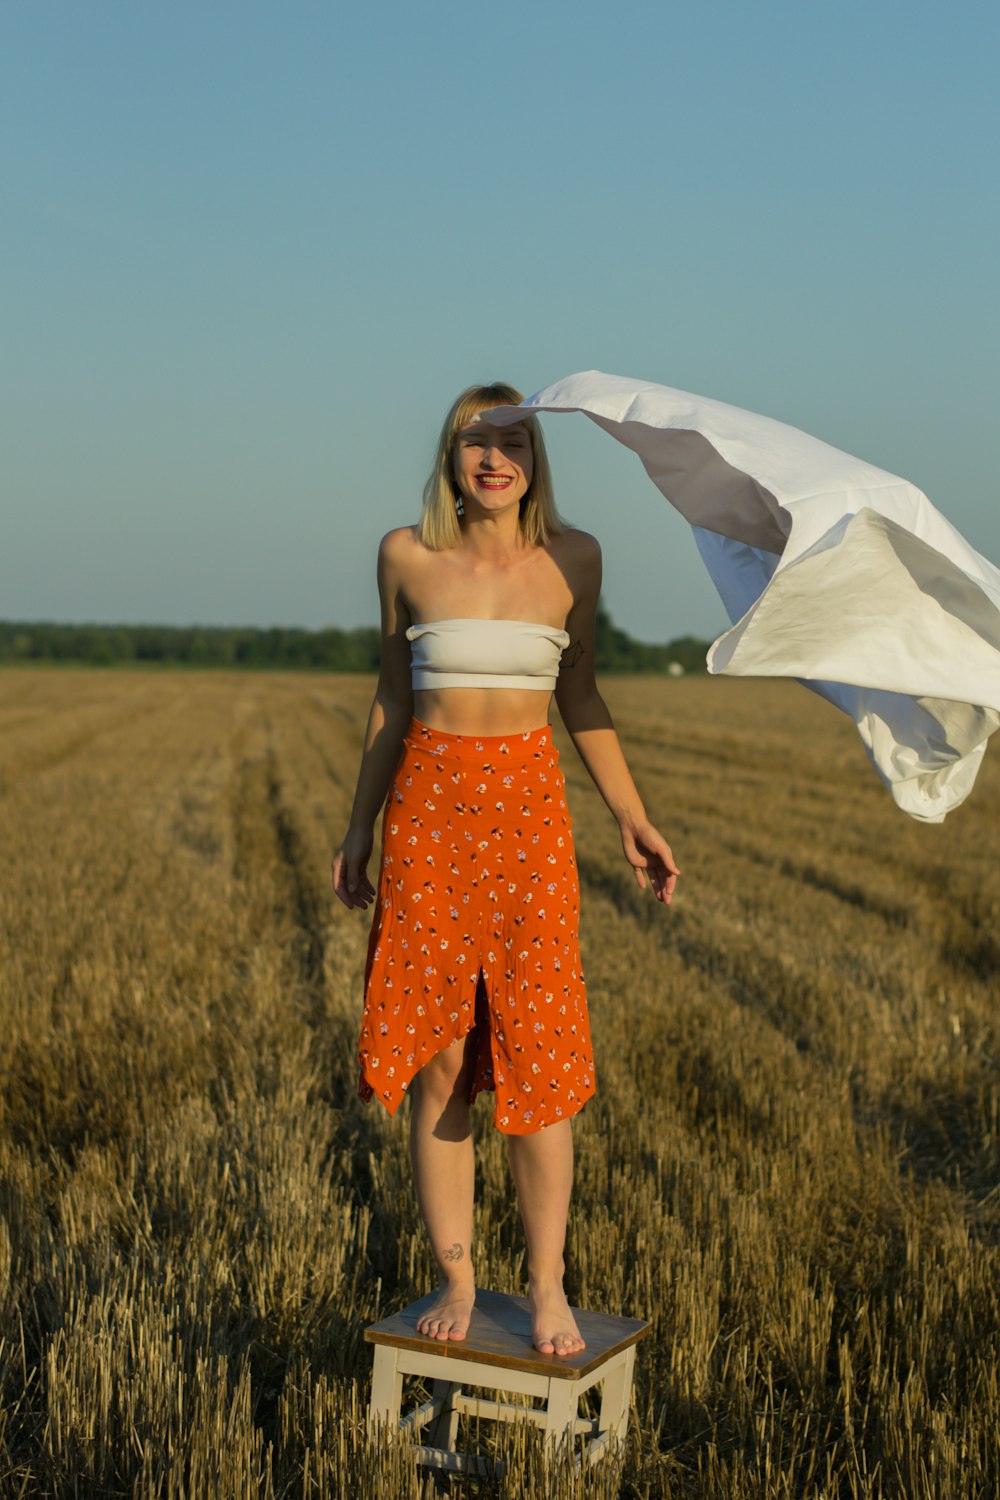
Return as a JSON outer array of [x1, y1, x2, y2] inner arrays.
[[442, 1242, 464, 1263]]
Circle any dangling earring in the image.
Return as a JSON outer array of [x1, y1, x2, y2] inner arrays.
[[454, 488, 465, 519]]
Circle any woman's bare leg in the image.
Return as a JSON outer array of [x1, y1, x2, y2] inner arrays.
[[506, 1118, 586, 1356], [409, 1031, 478, 1341]]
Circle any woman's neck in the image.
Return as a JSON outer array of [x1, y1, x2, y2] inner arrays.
[[459, 510, 526, 561]]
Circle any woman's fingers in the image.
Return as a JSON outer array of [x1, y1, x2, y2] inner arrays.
[[657, 851, 680, 902], [331, 856, 354, 909], [624, 824, 681, 904], [656, 862, 678, 903], [331, 850, 376, 909], [650, 845, 680, 903], [345, 857, 375, 895]]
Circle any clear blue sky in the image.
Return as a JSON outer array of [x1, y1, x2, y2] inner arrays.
[[3, 0, 997, 644]]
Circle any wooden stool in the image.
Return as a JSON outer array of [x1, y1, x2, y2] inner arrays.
[[365, 1288, 649, 1477]]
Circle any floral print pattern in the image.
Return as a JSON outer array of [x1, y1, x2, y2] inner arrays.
[[358, 717, 595, 1134]]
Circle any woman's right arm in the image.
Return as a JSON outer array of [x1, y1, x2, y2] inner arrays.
[[332, 529, 414, 910]]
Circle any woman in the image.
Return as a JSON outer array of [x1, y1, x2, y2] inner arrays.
[[332, 382, 680, 1357]]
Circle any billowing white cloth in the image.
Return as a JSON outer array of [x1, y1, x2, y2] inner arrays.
[[488, 370, 1000, 821]]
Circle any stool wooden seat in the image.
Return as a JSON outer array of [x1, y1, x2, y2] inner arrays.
[[365, 1288, 649, 1477]]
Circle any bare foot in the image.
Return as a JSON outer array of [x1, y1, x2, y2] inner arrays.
[[416, 1280, 476, 1341], [528, 1277, 586, 1357]]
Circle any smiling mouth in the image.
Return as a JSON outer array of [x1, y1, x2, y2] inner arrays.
[[476, 476, 513, 488]]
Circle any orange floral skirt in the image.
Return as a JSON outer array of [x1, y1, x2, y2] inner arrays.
[[357, 716, 595, 1134]]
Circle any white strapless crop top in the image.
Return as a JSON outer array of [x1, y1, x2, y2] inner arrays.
[[405, 618, 571, 691]]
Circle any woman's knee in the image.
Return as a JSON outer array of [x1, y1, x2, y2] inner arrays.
[[414, 1035, 472, 1105]]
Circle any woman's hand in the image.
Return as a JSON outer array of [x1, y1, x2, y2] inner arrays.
[[332, 828, 377, 910], [620, 819, 681, 904]]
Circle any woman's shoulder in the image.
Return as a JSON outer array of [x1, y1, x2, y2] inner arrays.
[[378, 523, 422, 559], [380, 523, 436, 577], [376, 526, 424, 599], [550, 525, 602, 574], [544, 527, 601, 608]]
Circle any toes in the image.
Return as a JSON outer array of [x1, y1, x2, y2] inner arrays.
[[534, 1331, 582, 1355], [418, 1307, 473, 1341], [540, 1331, 585, 1356]]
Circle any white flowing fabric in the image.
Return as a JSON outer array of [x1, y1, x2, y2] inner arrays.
[[487, 370, 1000, 822]]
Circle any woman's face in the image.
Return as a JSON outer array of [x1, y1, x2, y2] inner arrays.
[[451, 417, 534, 514]]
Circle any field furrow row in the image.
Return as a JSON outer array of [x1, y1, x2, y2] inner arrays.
[[0, 667, 996, 1497]]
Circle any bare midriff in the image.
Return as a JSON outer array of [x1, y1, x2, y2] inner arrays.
[[412, 685, 555, 737]]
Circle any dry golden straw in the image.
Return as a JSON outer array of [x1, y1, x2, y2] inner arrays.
[[0, 667, 997, 1497]]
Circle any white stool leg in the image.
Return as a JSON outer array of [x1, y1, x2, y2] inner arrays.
[[598, 1346, 636, 1452], [543, 1378, 578, 1457], [429, 1378, 462, 1451], [368, 1345, 403, 1437]]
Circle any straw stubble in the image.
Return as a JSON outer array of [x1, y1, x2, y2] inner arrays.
[[0, 668, 996, 1497]]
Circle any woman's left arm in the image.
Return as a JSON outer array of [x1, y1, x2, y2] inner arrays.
[[555, 532, 681, 905]]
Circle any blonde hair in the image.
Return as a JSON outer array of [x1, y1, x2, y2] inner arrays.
[[418, 382, 567, 550]]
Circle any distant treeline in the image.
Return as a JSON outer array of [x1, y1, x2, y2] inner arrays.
[[0, 604, 711, 674]]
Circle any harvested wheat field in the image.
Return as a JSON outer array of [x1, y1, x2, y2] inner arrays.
[[0, 666, 997, 1498]]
